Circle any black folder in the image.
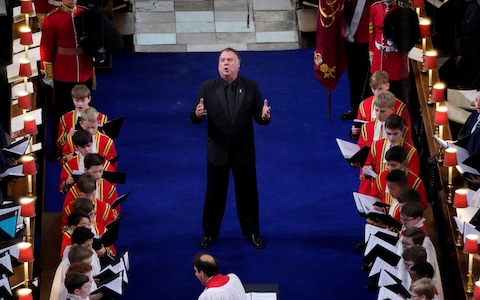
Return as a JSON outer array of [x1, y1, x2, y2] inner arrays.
[[366, 212, 402, 231], [95, 216, 122, 247], [111, 191, 131, 209], [98, 116, 125, 139], [102, 170, 125, 184], [383, 270, 411, 298], [347, 146, 370, 165], [462, 152, 480, 173], [374, 231, 400, 246], [363, 244, 401, 266], [1, 137, 29, 161], [91, 272, 123, 299]]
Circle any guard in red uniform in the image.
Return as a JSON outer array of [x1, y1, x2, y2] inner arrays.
[[40, 0, 94, 157], [369, 0, 408, 102]]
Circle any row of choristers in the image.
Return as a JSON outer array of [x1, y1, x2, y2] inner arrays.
[[49, 83, 129, 300], [338, 67, 444, 300]]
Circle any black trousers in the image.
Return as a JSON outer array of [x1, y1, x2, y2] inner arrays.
[[51, 79, 93, 152], [203, 161, 260, 238], [344, 41, 372, 111]]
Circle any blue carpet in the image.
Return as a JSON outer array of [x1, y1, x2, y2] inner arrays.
[[45, 49, 375, 299]]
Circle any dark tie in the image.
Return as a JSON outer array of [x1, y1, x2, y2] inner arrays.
[[75, 116, 82, 130], [226, 84, 235, 117]]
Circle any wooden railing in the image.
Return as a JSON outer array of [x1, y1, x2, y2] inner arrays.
[[412, 17, 476, 299]]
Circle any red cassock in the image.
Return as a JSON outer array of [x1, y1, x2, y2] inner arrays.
[[63, 179, 119, 215], [371, 168, 427, 209], [59, 156, 116, 193], [57, 110, 108, 151], [62, 131, 117, 169], [62, 198, 116, 231], [359, 139, 419, 194], [368, 1, 408, 81], [40, 5, 93, 82], [356, 95, 412, 130], [358, 119, 413, 148]]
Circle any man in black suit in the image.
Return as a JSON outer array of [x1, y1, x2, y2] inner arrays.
[[190, 48, 271, 249]]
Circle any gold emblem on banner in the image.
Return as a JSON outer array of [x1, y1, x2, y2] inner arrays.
[[318, 0, 344, 28], [314, 51, 336, 78]]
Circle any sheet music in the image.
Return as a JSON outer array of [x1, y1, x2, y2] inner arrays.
[[3, 136, 30, 156], [377, 286, 404, 300], [103, 273, 123, 295], [468, 189, 480, 208], [122, 250, 130, 271], [369, 257, 399, 278], [378, 269, 399, 287], [363, 166, 377, 178], [245, 292, 277, 300], [0, 164, 23, 178], [457, 206, 479, 223], [449, 143, 480, 176], [336, 138, 360, 159], [365, 235, 399, 258], [447, 88, 476, 109], [364, 223, 398, 244], [0, 252, 13, 274], [353, 192, 380, 215], [0, 274, 12, 296], [432, 135, 449, 149]]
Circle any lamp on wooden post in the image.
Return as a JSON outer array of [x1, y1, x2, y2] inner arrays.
[[464, 234, 479, 294], [454, 188, 468, 247], [424, 50, 437, 89], [20, 197, 35, 243], [18, 242, 34, 288], [443, 147, 457, 204], [21, 156, 36, 196]]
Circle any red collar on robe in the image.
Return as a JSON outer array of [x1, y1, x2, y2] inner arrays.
[[205, 274, 230, 288]]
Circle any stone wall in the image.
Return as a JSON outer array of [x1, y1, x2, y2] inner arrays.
[[133, 0, 300, 52]]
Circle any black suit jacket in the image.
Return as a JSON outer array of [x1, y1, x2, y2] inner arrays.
[[191, 76, 270, 166]]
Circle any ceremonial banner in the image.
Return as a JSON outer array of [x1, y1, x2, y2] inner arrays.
[[314, 0, 347, 92]]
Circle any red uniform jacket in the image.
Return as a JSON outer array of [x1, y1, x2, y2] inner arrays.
[[63, 179, 119, 215], [34, 0, 62, 16], [57, 110, 108, 151], [356, 95, 412, 130], [62, 131, 117, 169], [40, 5, 93, 82], [59, 156, 116, 193], [371, 168, 428, 209], [359, 139, 419, 194], [358, 119, 413, 149], [62, 198, 116, 231], [369, 1, 408, 81]]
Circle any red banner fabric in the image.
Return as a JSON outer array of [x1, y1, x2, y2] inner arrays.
[[314, 0, 347, 92]]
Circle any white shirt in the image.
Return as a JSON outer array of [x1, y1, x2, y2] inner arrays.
[[199, 273, 245, 300]]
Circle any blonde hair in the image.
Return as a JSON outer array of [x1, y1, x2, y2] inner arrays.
[[80, 107, 99, 123], [369, 71, 389, 89], [410, 278, 435, 300], [373, 91, 395, 108]]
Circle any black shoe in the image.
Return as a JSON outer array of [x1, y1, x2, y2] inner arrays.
[[247, 234, 265, 249], [365, 283, 378, 291], [199, 236, 215, 249], [340, 109, 355, 120], [360, 263, 371, 272], [354, 241, 366, 251]]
